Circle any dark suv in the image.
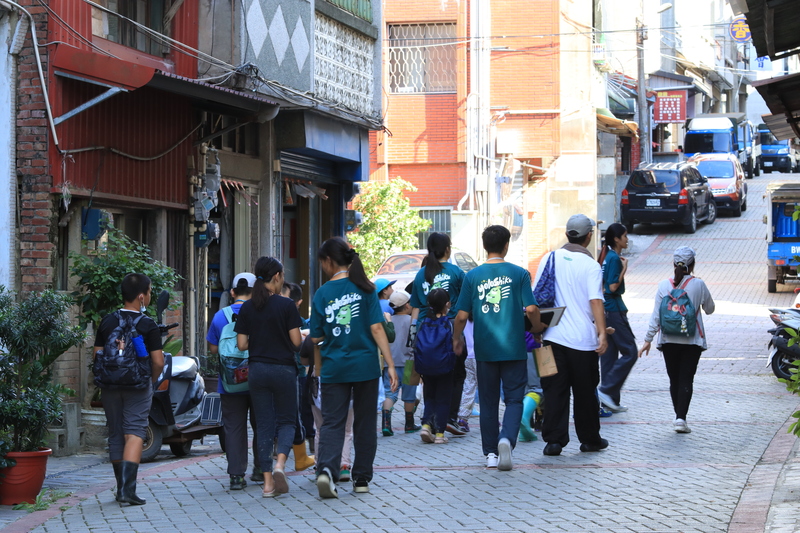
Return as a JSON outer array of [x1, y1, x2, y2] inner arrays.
[[620, 162, 716, 234]]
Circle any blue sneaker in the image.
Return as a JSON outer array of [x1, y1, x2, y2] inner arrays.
[[599, 405, 613, 417]]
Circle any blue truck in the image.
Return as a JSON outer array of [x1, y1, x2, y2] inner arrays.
[[758, 125, 799, 174], [684, 113, 758, 179], [766, 181, 800, 292]]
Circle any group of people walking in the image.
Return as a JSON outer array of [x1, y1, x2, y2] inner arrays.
[[92, 214, 714, 504]]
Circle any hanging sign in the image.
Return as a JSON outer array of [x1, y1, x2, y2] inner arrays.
[[653, 90, 687, 124], [730, 16, 751, 43]]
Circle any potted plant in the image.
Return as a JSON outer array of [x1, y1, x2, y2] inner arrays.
[[0, 287, 86, 505], [70, 226, 181, 408]]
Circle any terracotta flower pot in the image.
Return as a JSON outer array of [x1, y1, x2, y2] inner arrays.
[[0, 448, 53, 505]]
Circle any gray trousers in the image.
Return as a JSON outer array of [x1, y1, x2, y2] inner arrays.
[[103, 386, 153, 461], [221, 393, 259, 476]]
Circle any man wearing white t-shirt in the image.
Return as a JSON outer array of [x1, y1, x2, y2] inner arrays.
[[534, 214, 608, 456]]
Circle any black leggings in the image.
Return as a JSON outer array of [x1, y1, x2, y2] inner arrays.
[[661, 343, 702, 420]]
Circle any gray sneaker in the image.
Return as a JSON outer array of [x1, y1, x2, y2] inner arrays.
[[316, 467, 338, 498], [497, 438, 513, 471]]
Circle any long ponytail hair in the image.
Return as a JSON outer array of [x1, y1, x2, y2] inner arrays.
[[424, 232, 451, 284], [318, 237, 375, 293], [598, 223, 627, 265], [252, 256, 283, 310], [673, 259, 694, 286]]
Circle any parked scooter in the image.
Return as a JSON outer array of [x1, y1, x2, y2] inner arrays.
[[141, 291, 223, 463], [767, 290, 800, 380]]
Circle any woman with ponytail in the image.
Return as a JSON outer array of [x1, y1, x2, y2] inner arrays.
[[310, 237, 398, 499], [409, 233, 467, 435], [596, 223, 638, 414], [639, 246, 715, 434], [235, 257, 304, 497]]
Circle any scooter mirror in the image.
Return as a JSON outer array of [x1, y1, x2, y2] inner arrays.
[[156, 290, 170, 324]]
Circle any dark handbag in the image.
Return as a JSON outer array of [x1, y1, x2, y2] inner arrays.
[[534, 252, 556, 308]]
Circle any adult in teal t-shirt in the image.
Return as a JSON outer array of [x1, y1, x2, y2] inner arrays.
[[452, 225, 545, 471], [310, 278, 384, 383], [309, 237, 398, 499], [597, 223, 637, 413], [409, 258, 464, 320], [409, 233, 466, 434]]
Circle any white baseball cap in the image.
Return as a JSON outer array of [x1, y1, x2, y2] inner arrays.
[[232, 272, 256, 289]]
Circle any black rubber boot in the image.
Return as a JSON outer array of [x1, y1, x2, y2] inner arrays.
[[112, 462, 123, 502], [404, 412, 421, 433], [119, 461, 146, 505], [381, 410, 394, 436]]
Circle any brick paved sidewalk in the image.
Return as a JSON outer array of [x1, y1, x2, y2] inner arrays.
[[3, 174, 800, 532]]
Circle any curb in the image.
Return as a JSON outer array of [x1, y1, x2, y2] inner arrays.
[[728, 402, 800, 533]]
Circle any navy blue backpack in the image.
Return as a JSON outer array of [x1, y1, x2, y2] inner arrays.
[[413, 316, 456, 376], [534, 252, 556, 308]]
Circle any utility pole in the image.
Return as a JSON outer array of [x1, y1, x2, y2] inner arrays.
[[637, 15, 649, 166]]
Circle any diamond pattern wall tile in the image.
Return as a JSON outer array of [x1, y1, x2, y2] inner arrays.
[[246, 0, 268, 58], [291, 16, 310, 72], [269, 5, 290, 66]]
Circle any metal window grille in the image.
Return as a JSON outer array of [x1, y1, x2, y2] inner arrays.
[[417, 208, 452, 248], [91, 0, 165, 56], [388, 24, 457, 94]]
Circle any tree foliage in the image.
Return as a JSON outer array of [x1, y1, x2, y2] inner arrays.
[[69, 227, 181, 329], [347, 178, 431, 277]]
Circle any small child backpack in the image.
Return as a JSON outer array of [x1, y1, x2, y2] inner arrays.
[[93, 311, 151, 390], [414, 315, 456, 376], [218, 306, 250, 393], [659, 277, 699, 337]]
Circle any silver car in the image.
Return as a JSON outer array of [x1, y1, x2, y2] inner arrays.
[[374, 249, 479, 292]]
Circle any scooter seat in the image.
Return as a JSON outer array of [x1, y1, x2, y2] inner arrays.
[[171, 356, 198, 379]]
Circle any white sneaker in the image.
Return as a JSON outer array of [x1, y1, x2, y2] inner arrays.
[[497, 438, 513, 471], [597, 390, 627, 413], [486, 453, 499, 468], [674, 419, 691, 433]]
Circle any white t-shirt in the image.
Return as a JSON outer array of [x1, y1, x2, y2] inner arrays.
[[535, 248, 604, 351]]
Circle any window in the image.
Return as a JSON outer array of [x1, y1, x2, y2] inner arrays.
[[205, 113, 259, 156], [92, 0, 165, 56], [417, 208, 452, 248], [388, 24, 457, 93]]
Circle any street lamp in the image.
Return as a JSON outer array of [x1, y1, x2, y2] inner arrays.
[[637, 2, 672, 165]]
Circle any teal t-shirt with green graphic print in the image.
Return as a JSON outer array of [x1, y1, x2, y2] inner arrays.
[[310, 278, 384, 384], [455, 261, 537, 362], [409, 261, 465, 320]]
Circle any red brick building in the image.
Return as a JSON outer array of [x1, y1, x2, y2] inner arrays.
[[371, 0, 597, 271]]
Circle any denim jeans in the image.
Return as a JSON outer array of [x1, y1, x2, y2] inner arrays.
[[475, 359, 527, 456], [599, 311, 638, 404], [248, 362, 297, 473], [317, 378, 379, 483]]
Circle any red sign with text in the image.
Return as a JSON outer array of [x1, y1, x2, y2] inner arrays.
[[653, 90, 687, 124]]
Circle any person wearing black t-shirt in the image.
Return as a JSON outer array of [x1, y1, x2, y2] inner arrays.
[[93, 273, 164, 506], [235, 257, 304, 497]]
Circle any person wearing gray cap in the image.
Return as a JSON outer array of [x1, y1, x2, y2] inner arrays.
[[639, 246, 715, 434], [534, 214, 609, 456]]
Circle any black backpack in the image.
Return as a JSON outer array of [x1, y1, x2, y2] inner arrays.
[[93, 311, 152, 390]]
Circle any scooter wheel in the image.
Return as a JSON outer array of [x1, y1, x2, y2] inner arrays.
[[772, 351, 795, 381], [170, 441, 192, 457], [141, 421, 163, 463]]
